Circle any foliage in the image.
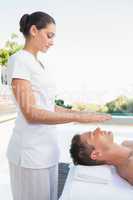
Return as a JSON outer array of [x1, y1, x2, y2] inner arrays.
[[105, 96, 128, 113], [0, 33, 23, 67], [0, 49, 9, 66], [61, 95, 133, 115], [72, 102, 100, 112], [126, 99, 133, 113], [55, 99, 72, 109], [98, 105, 109, 113]]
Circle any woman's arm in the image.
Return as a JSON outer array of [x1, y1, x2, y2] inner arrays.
[[12, 79, 111, 124], [55, 105, 77, 113]]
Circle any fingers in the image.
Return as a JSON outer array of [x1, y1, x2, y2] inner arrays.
[[101, 114, 112, 121], [94, 114, 112, 122], [80, 113, 112, 123]]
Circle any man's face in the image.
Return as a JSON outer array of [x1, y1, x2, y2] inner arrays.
[[80, 128, 114, 151]]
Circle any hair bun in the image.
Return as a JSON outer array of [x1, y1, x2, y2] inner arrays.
[[19, 14, 30, 34]]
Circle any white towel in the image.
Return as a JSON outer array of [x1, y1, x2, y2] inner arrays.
[[73, 164, 112, 184]]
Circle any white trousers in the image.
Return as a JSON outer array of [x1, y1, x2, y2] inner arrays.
[[9, 162, 58, 200]]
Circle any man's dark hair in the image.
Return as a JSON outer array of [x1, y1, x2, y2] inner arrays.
[[20, 11, 55, 37], [70, 134, 105, 166]]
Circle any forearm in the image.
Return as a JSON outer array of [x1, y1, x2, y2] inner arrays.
[[55, 105, 78, 113], [55, 105, 93, 114], [12, 80, 111, 124], [25, 106, 79, 124]]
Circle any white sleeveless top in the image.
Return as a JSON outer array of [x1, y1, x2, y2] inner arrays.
[[7, 50, 60, 168]]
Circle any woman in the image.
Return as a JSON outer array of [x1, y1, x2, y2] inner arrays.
[[7, 11, 111, 200]]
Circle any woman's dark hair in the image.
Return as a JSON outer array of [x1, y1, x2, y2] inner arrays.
[[70, 134, 105, 166], [19, 11, 55, 37]]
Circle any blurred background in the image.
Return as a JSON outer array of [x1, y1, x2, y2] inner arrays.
[[1, 0, 133, 111]]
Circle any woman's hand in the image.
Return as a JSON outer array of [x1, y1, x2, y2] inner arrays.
[[55, 106, 112, 123], [76, 112, 112, 123]]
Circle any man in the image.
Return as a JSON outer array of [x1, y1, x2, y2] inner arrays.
[[70, 128, 133, 185]]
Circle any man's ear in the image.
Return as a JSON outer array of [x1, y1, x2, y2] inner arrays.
[[90, 150, 102, 160]]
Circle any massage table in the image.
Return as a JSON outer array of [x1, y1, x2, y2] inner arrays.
[[59, 164, 133, 200]]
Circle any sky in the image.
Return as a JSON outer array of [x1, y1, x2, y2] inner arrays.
[[1, 0, 133, 103]]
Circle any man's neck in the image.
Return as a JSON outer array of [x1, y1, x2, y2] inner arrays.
[[104, 143, 132, 167]]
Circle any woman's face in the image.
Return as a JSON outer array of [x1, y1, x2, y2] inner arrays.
[[31, 23, 56, 52]]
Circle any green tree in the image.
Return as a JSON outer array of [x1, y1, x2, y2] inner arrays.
[[0, 33, 23, 84], [0, 33, 23, 67], [0, 49, 9, 66]]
